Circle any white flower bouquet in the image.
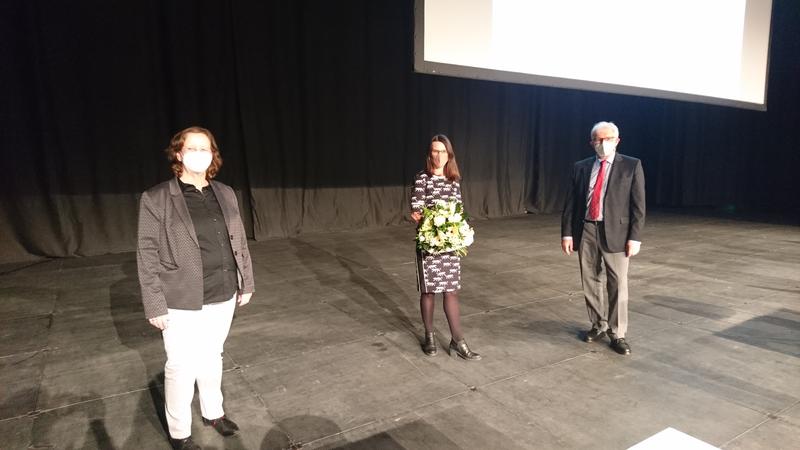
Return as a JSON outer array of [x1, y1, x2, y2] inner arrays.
[[415, 200, 475, 257]]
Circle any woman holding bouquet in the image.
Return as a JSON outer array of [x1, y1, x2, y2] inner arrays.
[[410, 134, 481, 361]]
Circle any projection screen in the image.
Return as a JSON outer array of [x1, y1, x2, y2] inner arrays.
[[414, 0, 773, 110]]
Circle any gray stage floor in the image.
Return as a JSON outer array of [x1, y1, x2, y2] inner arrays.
[[1, 212, 798, 450]]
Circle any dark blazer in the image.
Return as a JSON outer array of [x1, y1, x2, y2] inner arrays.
[[137, 178, 254, 319], [561, 153, 646, 253]]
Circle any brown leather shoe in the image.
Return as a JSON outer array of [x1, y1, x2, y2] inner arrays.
[[202, 415, 239, 436]]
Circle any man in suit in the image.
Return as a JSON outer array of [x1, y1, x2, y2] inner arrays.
[[561, 121, 645, 355]]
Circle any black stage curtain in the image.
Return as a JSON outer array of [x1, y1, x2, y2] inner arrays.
[[1, 0, 798, 263]]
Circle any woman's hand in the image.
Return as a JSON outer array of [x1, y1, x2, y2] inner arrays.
[[238, 292, 253, 306], [411, 211, 422, 223], [148, 314, 169, 330]]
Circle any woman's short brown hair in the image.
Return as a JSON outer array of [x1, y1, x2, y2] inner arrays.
[[164, 126, 223, 179], [426, 134, 461, 182]]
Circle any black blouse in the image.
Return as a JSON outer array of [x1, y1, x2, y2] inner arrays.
[[178, 178, 238, 304]]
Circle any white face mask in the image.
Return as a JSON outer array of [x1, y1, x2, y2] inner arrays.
[[594, 140, 617, 158], [182, 151, 212, 174]]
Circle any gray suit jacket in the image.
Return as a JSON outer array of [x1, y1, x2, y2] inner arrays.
[[561, 153, 646, 253], [137, 178, 254, 319]]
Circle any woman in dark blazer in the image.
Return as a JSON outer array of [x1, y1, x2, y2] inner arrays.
[[137, 126, 254, 450]]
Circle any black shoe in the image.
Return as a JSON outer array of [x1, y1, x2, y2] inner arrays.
[[170, 436, 201, 450], [422, 331, 437, 356], [584, 328, 606, 343], [610, 338, 631, 355], [449, 339, 482, 361], [202, 415, 239, 437]]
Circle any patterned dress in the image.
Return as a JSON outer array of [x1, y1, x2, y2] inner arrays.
[[411, 172, 462, 293]]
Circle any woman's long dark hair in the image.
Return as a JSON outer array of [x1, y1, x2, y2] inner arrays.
[[426, 134, 461, 182]]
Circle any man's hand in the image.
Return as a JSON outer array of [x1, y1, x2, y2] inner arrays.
[[410, 211, 422, 223], [625, 240, 641, 257], [561, 238, 573, 256], [238, 292, 253, 306], [148, 314, 169, 330]]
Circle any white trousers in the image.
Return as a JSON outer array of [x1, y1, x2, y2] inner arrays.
[[162, 296, 236, 439]]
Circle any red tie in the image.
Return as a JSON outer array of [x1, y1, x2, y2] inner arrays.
[[588, 160, 606, 220]]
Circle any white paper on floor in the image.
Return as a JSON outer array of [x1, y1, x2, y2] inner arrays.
[[628, 427, 719, 450]]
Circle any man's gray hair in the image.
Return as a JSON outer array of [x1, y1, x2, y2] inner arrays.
[[590, 121, 619, 140]]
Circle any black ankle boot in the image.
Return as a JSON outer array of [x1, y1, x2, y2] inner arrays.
[[422, 331, 437, 356], [449, 338, 481, 361]]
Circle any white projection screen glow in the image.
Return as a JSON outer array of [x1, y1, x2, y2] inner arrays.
[[414, 0, 773, 110]]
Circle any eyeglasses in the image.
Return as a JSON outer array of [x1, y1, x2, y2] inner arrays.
[[592, 137, 618, 143]]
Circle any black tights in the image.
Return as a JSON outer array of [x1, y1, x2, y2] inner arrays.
[[420, 292, 463, 342]]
